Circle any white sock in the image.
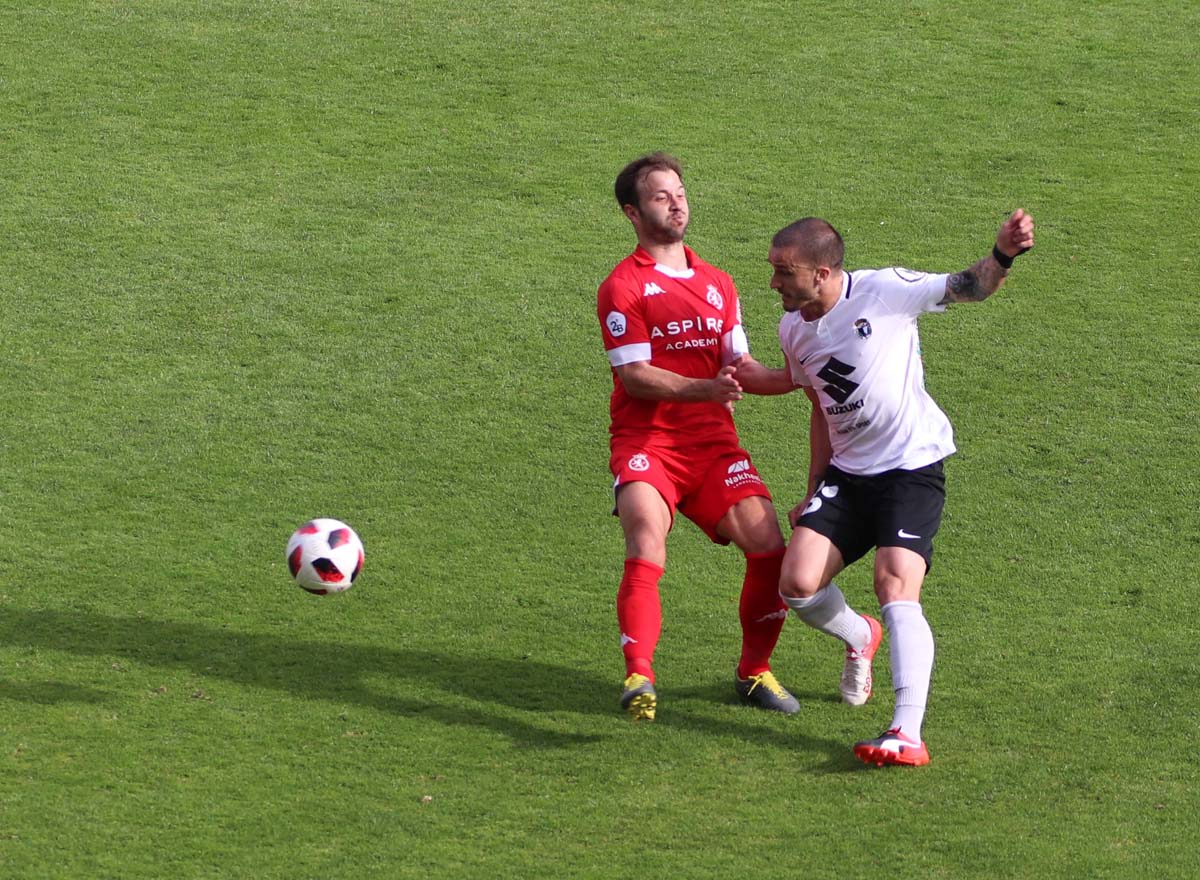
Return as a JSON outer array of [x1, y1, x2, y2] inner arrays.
[[783, 583, 870, 648], [882, 600, 934, 742]]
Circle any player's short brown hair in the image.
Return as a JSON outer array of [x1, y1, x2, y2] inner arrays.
[[772, 218, 845, 269], [614, 152, 684, 210]]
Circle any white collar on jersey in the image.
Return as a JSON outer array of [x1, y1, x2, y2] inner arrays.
[[654, 262, 696, 280]]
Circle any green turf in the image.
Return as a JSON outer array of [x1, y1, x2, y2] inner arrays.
[[1, 1, 1197, 877]]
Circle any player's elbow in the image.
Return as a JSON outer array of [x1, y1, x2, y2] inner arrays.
[[614, 363, 659, 400]]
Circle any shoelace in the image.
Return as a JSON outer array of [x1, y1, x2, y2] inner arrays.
[[749, 672, 785, 696]]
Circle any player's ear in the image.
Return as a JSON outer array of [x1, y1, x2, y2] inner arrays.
[[622, 203, 640, 225]]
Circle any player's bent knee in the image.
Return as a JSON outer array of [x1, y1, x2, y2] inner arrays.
[[874, 574, 921, 605], [736, 530, 785, 556], [718, 497, 784, 554], [624, 529, 668, 566], [873, 549, 926, 603], [779, 568, 822, 600]]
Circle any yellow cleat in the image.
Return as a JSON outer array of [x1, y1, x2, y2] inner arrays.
[[620, 673, 657, 721], [735, 670, 800, 714]]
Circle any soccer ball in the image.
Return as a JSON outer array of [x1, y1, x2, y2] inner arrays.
[[286, 518, 364, 595]]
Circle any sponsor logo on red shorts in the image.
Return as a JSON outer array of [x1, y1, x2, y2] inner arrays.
[[724, 459, 762, 488]]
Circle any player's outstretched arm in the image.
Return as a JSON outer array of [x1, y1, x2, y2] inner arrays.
[[615, 360, 744, 404], [942, 209, 1035, 304], [731, 355, 797, 396]]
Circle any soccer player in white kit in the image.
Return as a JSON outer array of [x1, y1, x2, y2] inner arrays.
[[736, 210, 1035, 766]]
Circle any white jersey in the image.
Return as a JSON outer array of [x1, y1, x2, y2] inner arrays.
[[779, 268, 955, 475]]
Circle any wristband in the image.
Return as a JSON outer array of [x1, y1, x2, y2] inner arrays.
[[992, 245, 1015, 269]]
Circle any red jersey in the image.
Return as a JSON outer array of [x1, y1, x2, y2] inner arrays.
[[598, 244, 750, 448]]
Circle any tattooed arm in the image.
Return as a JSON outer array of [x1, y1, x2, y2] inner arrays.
[[942, 257, 1008, 303], [941, 209, 1035, 304]]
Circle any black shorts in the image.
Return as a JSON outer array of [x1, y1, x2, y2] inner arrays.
[[794, 461, 946, 571]]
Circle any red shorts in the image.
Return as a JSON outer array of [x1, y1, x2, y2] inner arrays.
[[609, 442, 772, 544]]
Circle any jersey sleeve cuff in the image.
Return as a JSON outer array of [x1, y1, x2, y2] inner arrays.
[[607, 342, 653, 367]]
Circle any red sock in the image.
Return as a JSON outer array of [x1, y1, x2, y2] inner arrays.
[[617, 558, 664, 682], [737, 548, 787, 679]]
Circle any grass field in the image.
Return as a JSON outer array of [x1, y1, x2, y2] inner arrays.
[[1, 1, 1198, 877]]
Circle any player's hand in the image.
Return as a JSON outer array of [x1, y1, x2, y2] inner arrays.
[[723, 357, 748, 412], [710, 364, 744, 405], [787, 498, 810, 529], [996, 208, 1035, 259]]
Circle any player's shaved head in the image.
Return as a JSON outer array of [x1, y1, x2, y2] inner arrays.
[[615, 152, 684, 209], [772, 218, 845, 269]]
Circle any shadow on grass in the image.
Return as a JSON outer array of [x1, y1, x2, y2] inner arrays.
[[0, 681, 110, 705], [668, 680, 877, 774], [0, 608, 851, 766]]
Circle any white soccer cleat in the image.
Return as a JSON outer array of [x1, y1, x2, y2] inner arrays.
[[840, 614, 883, 706]]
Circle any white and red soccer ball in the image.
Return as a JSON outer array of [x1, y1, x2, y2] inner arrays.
[[286, 518, 364, 595]]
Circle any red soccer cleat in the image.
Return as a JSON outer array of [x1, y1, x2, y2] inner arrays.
[[854, 728, 931, 767]]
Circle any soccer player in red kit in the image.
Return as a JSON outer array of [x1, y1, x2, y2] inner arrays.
[[597, 153, 798, 721]]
